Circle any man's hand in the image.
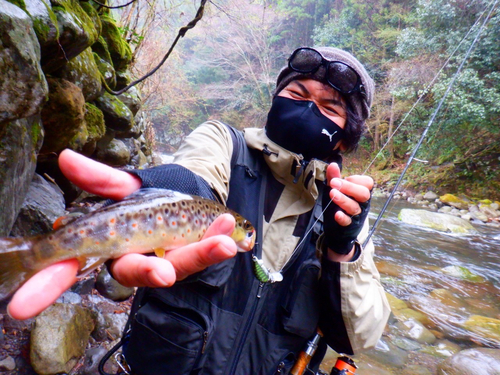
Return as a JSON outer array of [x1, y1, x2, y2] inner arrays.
[[7, 149, 239, 320], [323, 163, 373, 261]]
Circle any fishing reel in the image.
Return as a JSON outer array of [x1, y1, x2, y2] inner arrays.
[[329, 355, 357, 375]]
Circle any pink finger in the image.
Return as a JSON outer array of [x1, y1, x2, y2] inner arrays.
[[7, 259, 79, 320]]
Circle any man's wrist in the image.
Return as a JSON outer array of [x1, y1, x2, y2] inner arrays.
[[327, 245, 356, 262]]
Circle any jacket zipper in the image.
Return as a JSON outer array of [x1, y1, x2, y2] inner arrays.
[[228, 281, 265, 374]]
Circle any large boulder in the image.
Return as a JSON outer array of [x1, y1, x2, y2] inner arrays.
[[0, 0, 49, 123], [30, 303, 95, 375], [437, 348, 500, 375], [9, 173, 66, 236], [0, 116, 44, 236], [24, 0, 60, 50], [56, 47, 103, 101], [40, 77, 86, 153], [41, 0, 100, 72], [398, 208, 476, 234]]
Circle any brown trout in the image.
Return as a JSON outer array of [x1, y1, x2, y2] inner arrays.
[[0, 189, 256, 300]]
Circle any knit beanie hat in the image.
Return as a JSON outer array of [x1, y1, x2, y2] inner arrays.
[[274, 47, 375, 122]]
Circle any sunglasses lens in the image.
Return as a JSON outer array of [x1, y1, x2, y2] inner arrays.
[[289, 48, 323, 73], [328, 62, 359, 93]]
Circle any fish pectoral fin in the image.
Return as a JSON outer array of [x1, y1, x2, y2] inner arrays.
[[154, 248, 166, 259], [77, 257, 108, 277]]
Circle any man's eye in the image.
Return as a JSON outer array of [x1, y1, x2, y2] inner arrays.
[[290, 90, 304, 97]]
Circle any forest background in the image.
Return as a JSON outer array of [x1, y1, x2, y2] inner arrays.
[[116, 0, 500, 200]]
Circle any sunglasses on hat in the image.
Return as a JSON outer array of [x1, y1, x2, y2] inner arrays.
[[288, 47, 365, 96]]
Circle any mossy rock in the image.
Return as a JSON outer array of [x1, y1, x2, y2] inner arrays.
[[439, 194, 471, 210], [441, 265, 486, 283], [91, 36, 113, 65], [42, 0, 100, 73], [25, 0, 60, 48], [40, 77, 85, 153], [94, 91, 133, 132], [100, 14, 132, 71], [93, 52, 116, 89], [55, 47, 103, 101], [0, 0, 49, 123], [398, 208, 476, 234], [462, 315, 500, 344]]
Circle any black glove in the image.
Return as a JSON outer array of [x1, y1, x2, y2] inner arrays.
[[322, 187, 371, 254]]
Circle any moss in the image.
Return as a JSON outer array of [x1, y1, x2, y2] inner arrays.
[[29, 0, 59, 44], [100, 14, 133, 71], [91, 36, 113, 65], [84, 102, 105, 141], [6, 0, 26, 10], [79, 1, 101, 36]]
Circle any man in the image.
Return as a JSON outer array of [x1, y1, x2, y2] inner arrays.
[[9, 47, 390, 374]]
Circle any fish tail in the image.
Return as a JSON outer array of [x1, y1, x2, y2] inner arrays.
[[0, 237, 37, 301]]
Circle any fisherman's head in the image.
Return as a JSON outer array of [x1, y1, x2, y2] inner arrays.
[[265, 47, 374, 160]]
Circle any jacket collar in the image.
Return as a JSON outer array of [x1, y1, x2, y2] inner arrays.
[[243, 128, 328, 200]]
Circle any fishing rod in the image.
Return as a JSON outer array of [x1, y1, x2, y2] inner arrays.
[[363, 0, 499, 247]]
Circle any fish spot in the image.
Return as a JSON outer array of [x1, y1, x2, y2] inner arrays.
[[110, 231, 116, 236], [181, 201, 187, 207], [173, 236, 177, 240], [162, 233, 166, 237], [95, 241, 100, 245], [149, 213, 153, 220], [126, 238, 130, 242], [187, 229, 191, 234], [172, 203, 177, 208], [182, 233, 185, 238], [67, 229, 73, 234], [164, 208, 170, 215], [80, 230, 85, 234], [148, 230, 153, 235], [132, 223, 138, 228], [171, 221, 177, 226], [49, 235, 54, 240], [195, 219, 199, 225], [157, 216, 163, 221], [110, 218, 116, 224]]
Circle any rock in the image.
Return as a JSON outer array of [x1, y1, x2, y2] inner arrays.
[[440, 265, 485, 283], [438, 206, 453, 214], [41, 0, 100, 73], [470, 210, 489, 223], [462, 315, 500, 346], [0, 355, 16, 371], [56, 290, 82, 304], [118, 86, 142, 116], [402, 365, 432, 375], [0, 0, 49, 123], [420, 339, 461, 358], [25, 0, 60, 51], [40, 77, 86, 153], [396, 318, 437, 344], [479, 204, 500, 219], [71, 276, 95, 295], [95, 138, 131, 166], [30, 303, 95, 375], [398, 209, 476, 234], [437, 348, 500, 375], [439, 194, 471, 210], [93, 312, 128, 341], [0, 116, 44, 236], [9, 173, 65, 236], [100, 14, 132, 71], [56, 47, 103, 101], [365, 338, 409, 367], [94, 91, 134, 132], [423, 191, 438, 200], [393, 308, 434, 329], [93, 51, 116, 89], [386, 292, 408, 311], [95, 267, 134, 301], [81, 346, 108, 375]]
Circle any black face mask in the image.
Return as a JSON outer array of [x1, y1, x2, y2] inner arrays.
[[265, 96, 345, 161]]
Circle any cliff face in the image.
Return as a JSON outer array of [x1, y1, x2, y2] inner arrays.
[[0, 0, 148, 235]]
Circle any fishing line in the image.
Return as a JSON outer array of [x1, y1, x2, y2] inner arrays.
[[363, 0, 499, 247]]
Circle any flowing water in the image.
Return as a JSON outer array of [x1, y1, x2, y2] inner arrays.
[[320, 197, 500, 374]]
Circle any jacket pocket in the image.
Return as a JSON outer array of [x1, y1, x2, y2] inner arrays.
[[124, 297, 211, 375], [282, 259, 321, 338]]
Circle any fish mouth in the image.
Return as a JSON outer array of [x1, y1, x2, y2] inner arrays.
[[236, 230, 256, 252]]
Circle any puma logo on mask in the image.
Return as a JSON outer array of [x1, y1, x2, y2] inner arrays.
[[321, 128, 338, 142]]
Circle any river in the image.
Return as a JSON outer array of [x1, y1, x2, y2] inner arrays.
[[320, 197, 500, 374]]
